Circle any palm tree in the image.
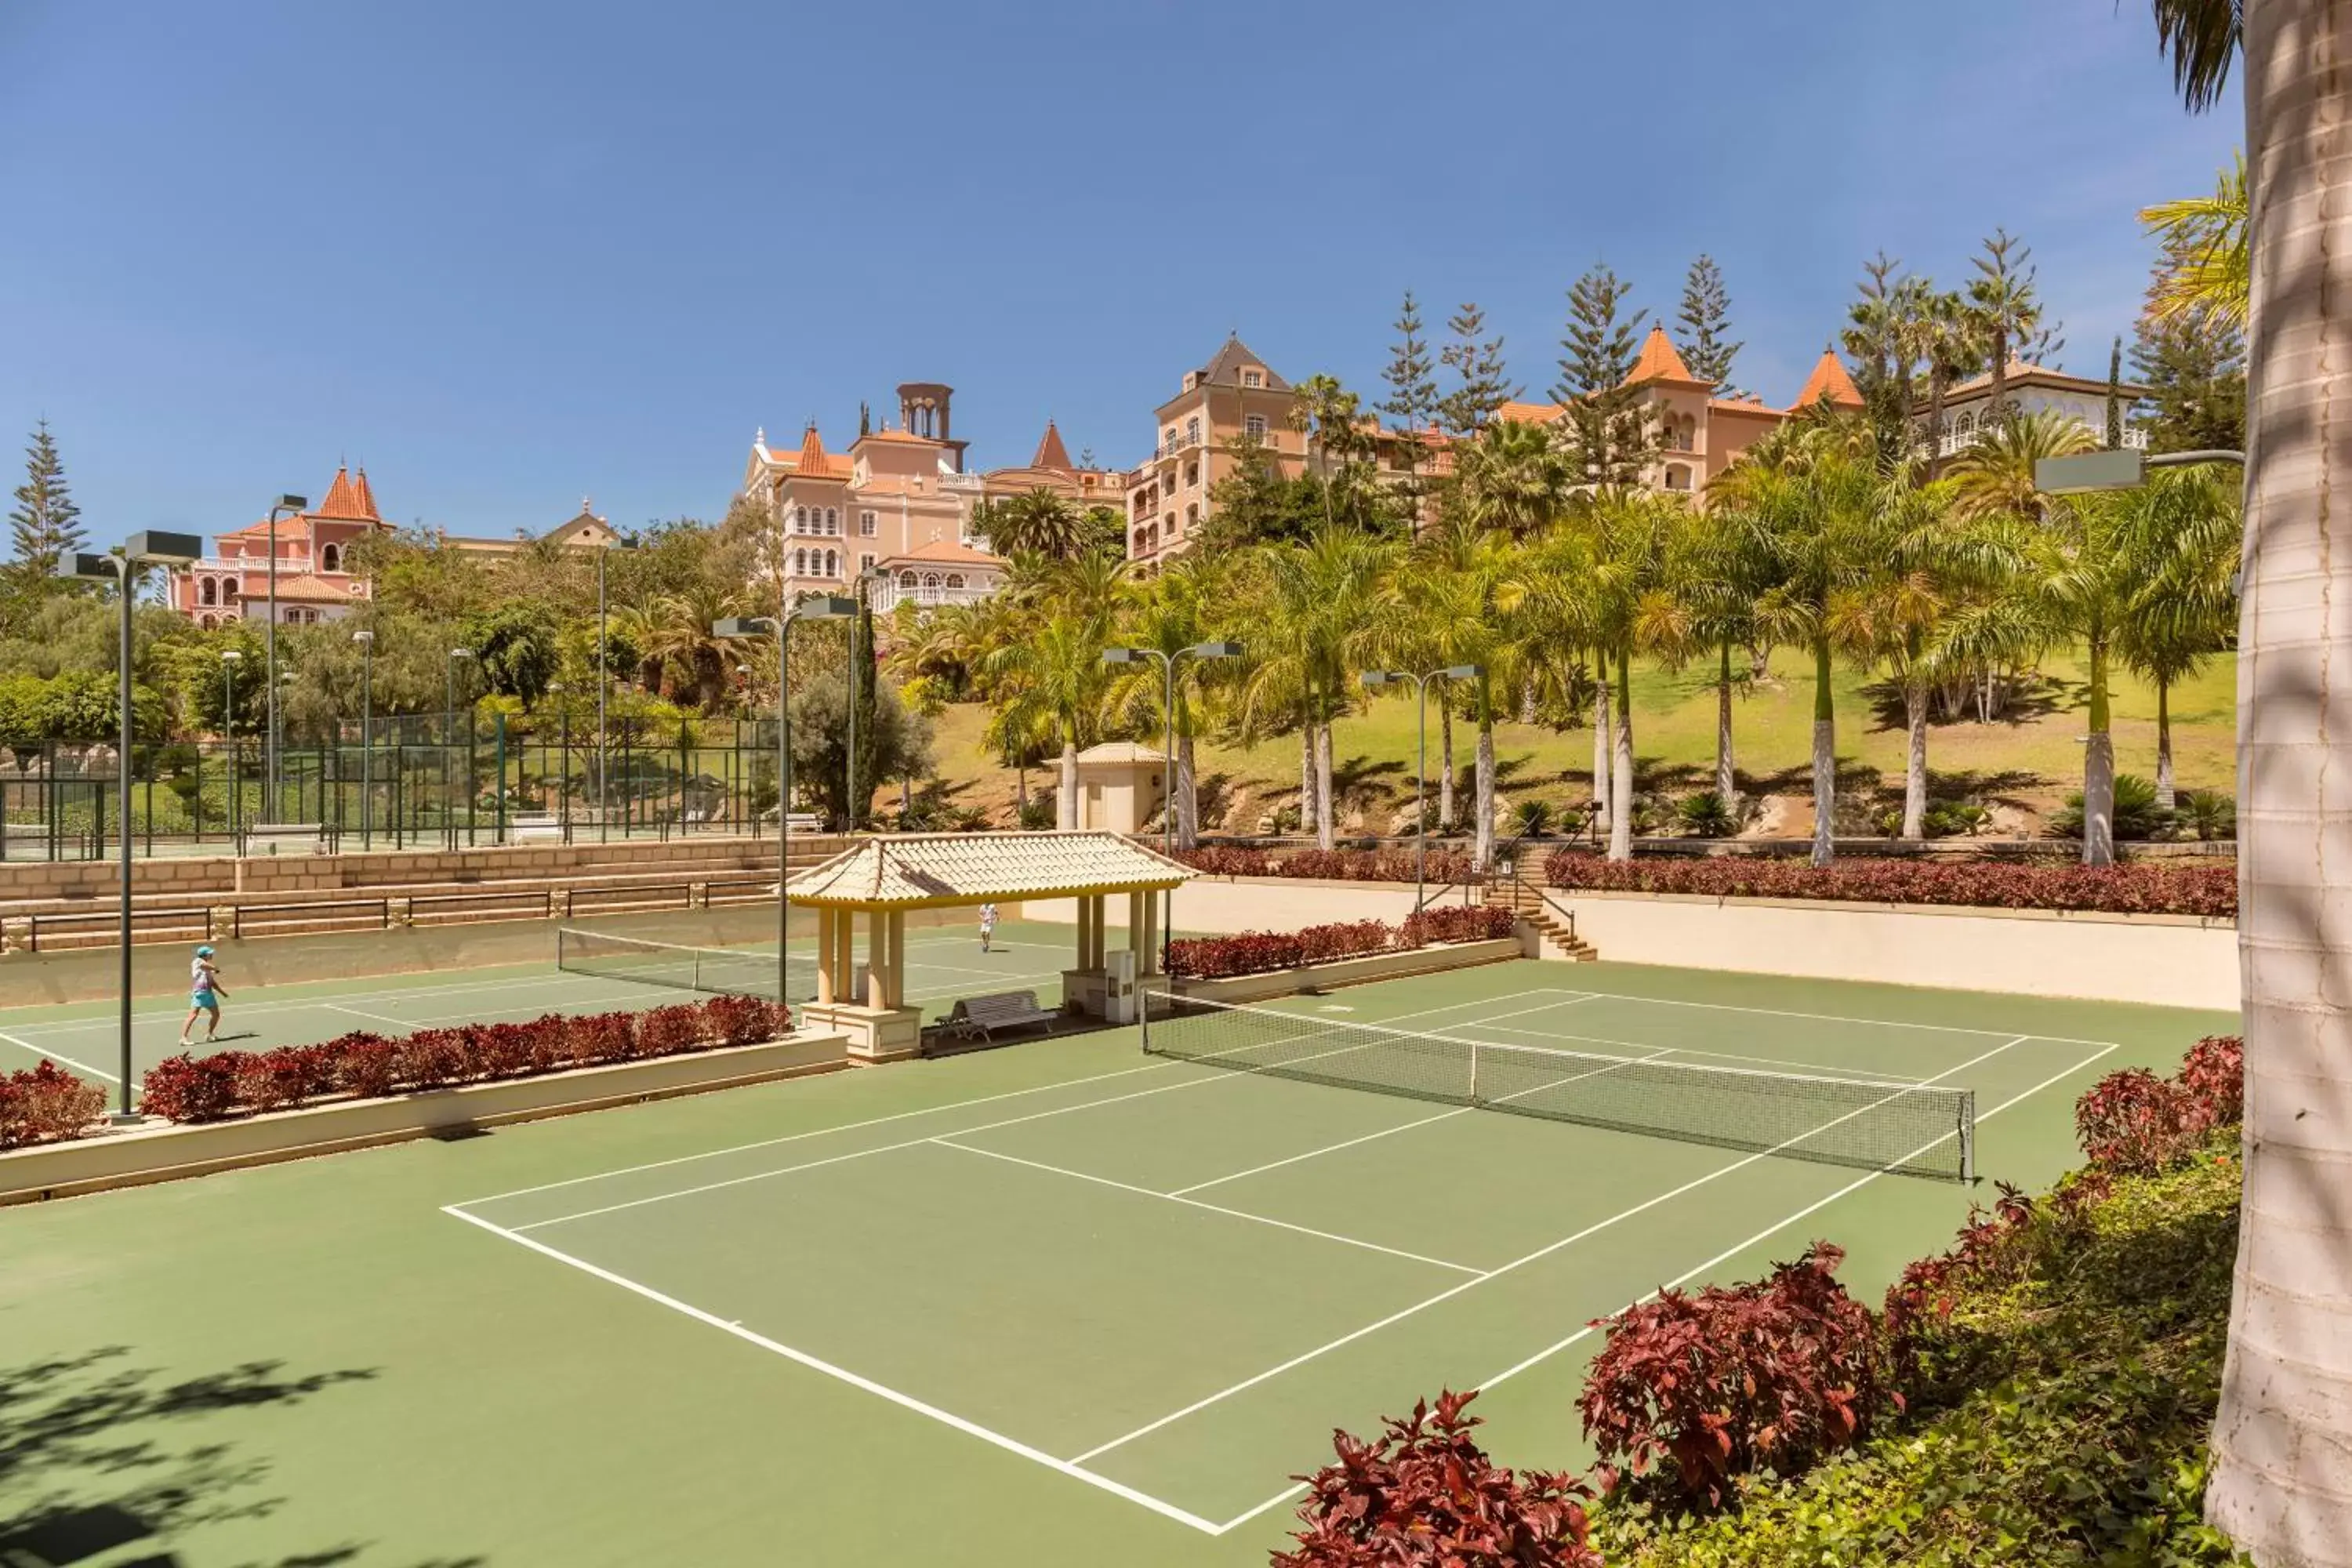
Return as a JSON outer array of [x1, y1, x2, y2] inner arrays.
[[1947, 408, 2096, 521], [642, 583, 753, 710], [1452, 418, 1569, 539], [980, 488, 1090, 561], [986, 613, 1111, 828], [2141, 154, 2251, 329], [1105, 554, 1236, 848], [1965, 228, 2045, 426], [1242, 528, 1396, 848], [2146, 4, 2345, 1554], [1380, 520, 1526, 866], [1566, 489, 1684, 861], [2118, 463, 2241, 808], [1665, 493, 1777, 805]]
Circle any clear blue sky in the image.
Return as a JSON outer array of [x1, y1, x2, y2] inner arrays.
[[0, 1, 2239, 543]]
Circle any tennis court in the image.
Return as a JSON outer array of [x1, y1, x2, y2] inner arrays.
[[0, 917, 1073, 1095], [439, 975, 2136, 1537]]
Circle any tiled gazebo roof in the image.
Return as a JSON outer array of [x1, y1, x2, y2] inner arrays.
[[785, 830, 1194, 910]]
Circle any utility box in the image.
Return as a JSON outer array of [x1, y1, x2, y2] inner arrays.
[[1105, 949, 1138, 1025]]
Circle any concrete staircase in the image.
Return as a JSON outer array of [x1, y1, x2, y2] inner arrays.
[[1483, 877, 1599, 961]]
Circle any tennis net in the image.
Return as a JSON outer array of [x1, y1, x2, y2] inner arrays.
[[555, 927, 806, 1001], [1139, 993, 1975, 1181]]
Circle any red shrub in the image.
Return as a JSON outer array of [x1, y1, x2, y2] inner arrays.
[[1399, 905, 1518, 946], [701, 993, 789, 1047], [1274, 1389, 1602, 1568], [140, 1051, 247, 1122], [633, 1003, 709, 1057], [462, 1022, 538, 1079], [1175, 845, 1275, 877], [395, 1029, 470, 1091], [1539, 850, 2236, 918], [1580, 1242, 1889, 1509], [1293, 920, 1395, 965], [2178, 1033, 2245, 1127], [2075, 1066, 2207, 1174], [0, 1060, 107, 1149], [570, 1011, 640, 1065], [509, 1013, 577, 1073], [1165, 929, 1308, 980], [332, 1034, 402, 1099], [234, 1046, 339, 1112]]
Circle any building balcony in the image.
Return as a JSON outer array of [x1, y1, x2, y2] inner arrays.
[[938, 473, 985, 493], [869, 580, 998, 615], [1921, 421, 2150, 459]]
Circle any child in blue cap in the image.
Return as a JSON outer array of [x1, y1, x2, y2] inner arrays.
[[180, 945, 227, 1046]]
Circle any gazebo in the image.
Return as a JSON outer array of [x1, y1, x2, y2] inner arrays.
[[784, 830, 1196, 1061]]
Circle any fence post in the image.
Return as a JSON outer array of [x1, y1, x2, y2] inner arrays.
[[495, 711, 508, 847]]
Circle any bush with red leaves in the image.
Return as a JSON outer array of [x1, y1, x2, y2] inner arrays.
[[1164, 907, 1517, 981], [2176, 1033, 2245, 1127], [0, 1059, 108, 1149], [1539, 850, 2236, 918], [1579, 1242, 1890, 1510], [2074, 1067, 2206, 1175], [1174, 846, 1479, 887], [1883, 1175, 2111, 1398], [1274, 1389, 1602, 1568], [1398, 905, 1517, 946], [129, 996, 790, 1129]]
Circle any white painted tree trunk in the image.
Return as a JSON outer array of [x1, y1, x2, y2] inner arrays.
[[1902, 684, 1929, 841], [1716, 641, 1737, 804], [2082, 729, 2116, 867], [2156, 679, 2179, 811], [1592, 668, 1613, 834], [1439, 700, 1456, 830], [2208, 6, 2352, 1559], [1810, 638, 1836, 868], [1298, 724, 1316, 836], [1175, 733, 1198, 850], [1473, 717, 1496, 870], [1315, 720, 1335, 850], [1057, 741, 1078, 829], [1609, 653, 1635, 862]]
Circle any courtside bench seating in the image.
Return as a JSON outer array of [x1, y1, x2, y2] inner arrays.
[[505, 814, 564, 844], [241, 822, 327, 856], [945, 991, 1058, 1044]]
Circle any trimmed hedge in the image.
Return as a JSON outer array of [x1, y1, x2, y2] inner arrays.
[[1540, 851, 2237, 918], [1165, 906, 1516, 981], [0, 1059, 110, 1150], [136, 993, 791, 1124], [1175, 846, 1479, 884]]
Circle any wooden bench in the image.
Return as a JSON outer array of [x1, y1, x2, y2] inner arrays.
[[944, 990, 1058, 1045], [241, 822, 328, 857], [504, 814, 566, 845]]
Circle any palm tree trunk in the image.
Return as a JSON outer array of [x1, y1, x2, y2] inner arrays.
[[1715, 639, 1736, 802], [2208, 14, 2352, 1555], [1591, 659, 1613, 832], [1809, 637, 1835, 868], [1902, 681, 1929, 840], [1473, 709, 1497, 871], [2154, 677, 2176, 811], [1298, 723, 1316, 837], [1314, 717, 1335, 850], [1609, 648, 1635, 862], [1926, 368, 1950, 481], [1058, 739, 1079, 829], [1438, 698, 1456, 831], [1014, 760, 1028, 819], [1175, 732, 1199, 850], [2082, 633, 2115, 867]]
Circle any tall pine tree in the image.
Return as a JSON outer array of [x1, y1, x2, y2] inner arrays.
[[1436, 303, 1515, 436], [9, 420, 85, 587], [1553, 265, 1656, 485], [1377, 291, 1439, 432], [1675, 255, 1744, 394], [2130, 296, 2245, 455]]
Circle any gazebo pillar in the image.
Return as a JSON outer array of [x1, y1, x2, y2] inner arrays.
[[800, 901, 922, 1065], [815, 908, 837, 1004], [866, 909, 887, 1008]]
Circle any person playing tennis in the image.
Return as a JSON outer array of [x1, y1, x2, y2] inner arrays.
[[180, 944, 227, 1046], [978, 902, 998, 954]]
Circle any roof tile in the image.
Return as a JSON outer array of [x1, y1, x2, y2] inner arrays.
[[785, 830, 1193, 909]]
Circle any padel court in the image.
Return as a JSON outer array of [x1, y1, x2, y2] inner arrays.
[[0, 920, 1071, 1095], [444, 978, 2125, 1537]]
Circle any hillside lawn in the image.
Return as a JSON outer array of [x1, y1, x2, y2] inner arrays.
[[924, 648, 2238, 839]]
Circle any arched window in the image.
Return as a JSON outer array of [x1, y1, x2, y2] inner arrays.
[[899, 571, 917, 589], [319, 543, 341, 574], [825, 508, 838, 534], [795, 506, 808, 533], [946, 573, 964, 589], [220, 580, 238, 602], [823, 550, 837, 575], [1955, 409, 1977, 434], [198, 578, 217, 606], [1664, 465, 1692, 492], [923, 572, 942, 590], [198, 613, 216, 630], [793, 549, 808, 575]]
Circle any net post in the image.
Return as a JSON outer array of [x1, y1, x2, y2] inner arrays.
[[1468, 1040, 1479, 1105], [1958, 1092, 1976, 1184]]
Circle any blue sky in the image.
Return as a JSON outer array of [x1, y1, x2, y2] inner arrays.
[[0, 1, 2239, 542]]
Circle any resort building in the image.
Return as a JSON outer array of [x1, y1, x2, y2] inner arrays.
[[1123, 336, 1303, 568], [172, 464, 394, 627], [741, 383, 1120, 614], [427, 500, 623, 557], [1914, 361, 2151, 459]]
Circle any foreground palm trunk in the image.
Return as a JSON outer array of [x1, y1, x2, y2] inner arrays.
[[1175, 733, 1198, 850], [1592, 668, 1613, 837], [1058, 741, 1078, 829], [1315, 720, 1335, 850], [1716, 641, 1737, 804], [1298, 725, 1316, 837], [1439, 700, 1457, 831], [1810, 637, 1835, 867], [2208, 5, 2352, 1559], [1474, 717, 1497, 871], [1609, 652, 1635, 862], [2082, 634, 2116, 866], [1902, 682, 1929, 840], [2156, 679, 2178, 810]]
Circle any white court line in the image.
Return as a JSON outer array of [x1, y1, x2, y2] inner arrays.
[[931, 1138, 1485, 1276], [441, 1206, 1224, 1536], [1563, 988, 2127, 1048], [1470, 1038, 2122, 1393], [324, 1002, 418, 1030], [452, 989, 1558, 1209], [1065, 1031, 2031, 1468], [0, 1027, 119, 1083], [1454, 1020, 1940, 1082], [16, 973, 661, 1032]]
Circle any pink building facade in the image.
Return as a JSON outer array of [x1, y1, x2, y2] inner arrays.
[[171, 465, 392, 628]]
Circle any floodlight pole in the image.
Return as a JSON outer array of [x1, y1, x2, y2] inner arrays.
[[1364, 665, 1480, 913], [261, 495, 305, 822], [221, 652, 241, 842], [354, 630, 375, 849], [62, 532, 201, 1119], [1103, 641, 1240, 970]]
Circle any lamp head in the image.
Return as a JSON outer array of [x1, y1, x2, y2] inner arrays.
[[351, 629, 373, 646], [1439, 664, 1482, 681], [449, 648, 474, 661], [793, 594, 856, 621], [221, 650, 242, 664], [275, 494, 308, 513], [1361, 670, 1402, 689], [713, 616, 775, 639], [1187, 641, 1243, 659]]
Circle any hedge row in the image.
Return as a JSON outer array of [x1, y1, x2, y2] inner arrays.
[[1174, 846, 1480, 885], [1541, 851, 2238, 918], [137, 994, 791, 1123], [1165, 905, 1515, 981], [0, 1059, 110, 1151]]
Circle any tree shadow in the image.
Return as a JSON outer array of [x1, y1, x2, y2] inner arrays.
[[1857, 674, 2080, 733], [0, 1348, 478, 1568], [1330, 755, 1407, 798]]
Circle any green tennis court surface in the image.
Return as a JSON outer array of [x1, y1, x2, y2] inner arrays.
[[0, 919, 1073, 1096], [2, 957, 2236, 1566]]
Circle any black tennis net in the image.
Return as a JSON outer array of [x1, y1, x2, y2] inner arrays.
[[1139, 993, 1975, 1181], [555, 927, 806, 1001]]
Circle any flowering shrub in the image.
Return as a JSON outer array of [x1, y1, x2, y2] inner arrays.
[[137, 996, 791, 1125], [1164, 907, 1515, 980], [0, 1059, 109, 1149], [1275, 1389, 1602, 1568], [1883, 1175, 2111, 1397], [1540, 851, 2237, 918], [2075, 1033, 2245, 1176], [1174, 846, 1478, 886], [1579, 1242, 1889, 1510]]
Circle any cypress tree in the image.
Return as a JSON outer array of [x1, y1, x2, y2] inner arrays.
[[1553, 265, 1657, 485], [1377, 291, 1439, 432], [1436, 303, 1515, 436], [1675, 255, 1744, 394], [9, 420, 85, 586], [858, 401, 872, 437], [2105, 336, 2125, 448]]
